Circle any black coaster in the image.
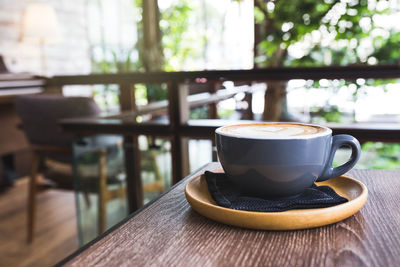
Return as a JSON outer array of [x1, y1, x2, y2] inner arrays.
[[204, 171, 348, 212]]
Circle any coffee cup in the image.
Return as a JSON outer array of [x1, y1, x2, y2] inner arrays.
[[215, 122, 361, 199]]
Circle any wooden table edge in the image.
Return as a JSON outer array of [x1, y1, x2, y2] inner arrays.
[[55, 162, 217, 266]]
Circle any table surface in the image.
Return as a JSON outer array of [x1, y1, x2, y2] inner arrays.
[[60, 162, 400, 267]]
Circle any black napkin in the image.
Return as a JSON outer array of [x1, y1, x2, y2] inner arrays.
[[205, 171, 348, 212]]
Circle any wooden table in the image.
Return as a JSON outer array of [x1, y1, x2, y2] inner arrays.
[[59, 162, 400, 266]]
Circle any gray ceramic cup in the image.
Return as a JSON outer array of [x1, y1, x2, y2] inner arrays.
[[215, 122, 361, 199]]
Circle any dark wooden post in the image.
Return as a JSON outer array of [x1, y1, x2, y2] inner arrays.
[[211, 138, 218, 162], [208, 82, 220, 119], [122, 136, 143, 212], [208, 81, 219, 162], [119, 83, 137, 112], [168, 81, 190, 184], [119, 83, 143, 213], [243, 90, 254, 120]]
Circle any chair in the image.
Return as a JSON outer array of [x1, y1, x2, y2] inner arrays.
[[15, 95, 126, 243]]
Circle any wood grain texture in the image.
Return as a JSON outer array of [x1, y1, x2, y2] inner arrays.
[[0, 177, 78, 267], [63, 163, 400, 267]]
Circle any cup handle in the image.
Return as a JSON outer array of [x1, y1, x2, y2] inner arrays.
[[317, 134, 361, 182]]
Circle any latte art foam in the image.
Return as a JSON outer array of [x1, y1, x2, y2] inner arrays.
[[220, 123, 328, 139]]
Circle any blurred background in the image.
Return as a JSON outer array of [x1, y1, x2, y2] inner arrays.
[[0, 0, 399, 266]]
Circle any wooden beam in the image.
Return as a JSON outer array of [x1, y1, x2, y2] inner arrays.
[[61, 116, 400, 143], [107, 86, 255, 120], [48, 65, 400, 86]]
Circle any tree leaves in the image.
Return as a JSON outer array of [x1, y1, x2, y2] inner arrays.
[[255, 0, 399, 67]]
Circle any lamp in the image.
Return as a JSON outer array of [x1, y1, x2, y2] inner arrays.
[[21, 2, 60, 75]]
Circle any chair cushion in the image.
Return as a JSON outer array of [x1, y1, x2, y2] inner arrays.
[[15, 95, 101, 147]]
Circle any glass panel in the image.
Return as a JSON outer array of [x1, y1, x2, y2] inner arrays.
[[138, 135, 172, 204], [189, 139, 213, 172], [72, 135, 173, 245], [73, 135, 127, 245]]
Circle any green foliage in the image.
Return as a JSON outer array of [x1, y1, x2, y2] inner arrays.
[[333, 142, 400, 170], [92, 85, 120, 110], [310, 105, 342, 123], [146, 83, 168, 102], [255, 0, 397, 67], [217, 108, 235, 119], [254, 1, 400, 128], [90, 0, 143, 74], [190, 106, 237, 120], [370, 32, 400, 64], [91, 48, 143, 74], [136, 0, 198, 101], [134, 84, 148, 105], [160, 0, 198, 71], [366, 78, 400, 87], [91, 0, 194, 104], [254, 0, 335, 66], [189, 106, 209, 119], [358, 142, 400, 170]]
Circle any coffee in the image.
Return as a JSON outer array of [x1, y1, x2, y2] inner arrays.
[[218, 123, 327, 139], [215, 122, 361, 198]]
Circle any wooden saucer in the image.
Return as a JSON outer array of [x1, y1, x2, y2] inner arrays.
[[185, 170, 368, 230]]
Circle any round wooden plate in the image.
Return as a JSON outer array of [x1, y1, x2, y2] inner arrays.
[[185, 170, 368, 230]]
